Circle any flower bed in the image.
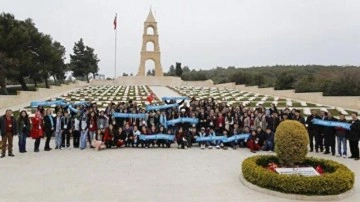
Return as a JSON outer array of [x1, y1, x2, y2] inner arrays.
[[242, 155, 354, 195]]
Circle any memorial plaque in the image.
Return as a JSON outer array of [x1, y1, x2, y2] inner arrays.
[[275, 167, 320, 176]]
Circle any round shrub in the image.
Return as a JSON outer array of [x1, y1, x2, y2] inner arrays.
[[275, 120, 309, 166], [242, 155, 354, 195]]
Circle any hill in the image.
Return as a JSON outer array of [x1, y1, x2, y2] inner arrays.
[[177, 65, 360, 96]]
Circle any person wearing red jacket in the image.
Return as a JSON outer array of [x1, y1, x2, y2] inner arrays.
[[103, 124, 114, 148], [247, 130, 260, 153], [30, 112, 44, 152], [215, 113, 225, 133]]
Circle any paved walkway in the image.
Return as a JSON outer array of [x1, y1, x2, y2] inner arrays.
[[0, 142, 359, 202], [149, 85, 182, 98], [149, 85, 189, 106]]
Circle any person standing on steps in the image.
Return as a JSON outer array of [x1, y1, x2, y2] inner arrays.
[[17, 110, 31, 153], [0, 109, 18, 158], [30, 112, 44, 152], [43, 109, 54, 151]]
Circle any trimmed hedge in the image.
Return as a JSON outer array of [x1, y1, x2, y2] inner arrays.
[[275, 120, 309, 167], [242, 155, 354, 195]]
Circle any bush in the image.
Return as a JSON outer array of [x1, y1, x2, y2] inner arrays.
[[275, 120, 309, 166], [242, 155, 354, 195]]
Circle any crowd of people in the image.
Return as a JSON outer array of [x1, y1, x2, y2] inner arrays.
[[0, 97, 359, 160]]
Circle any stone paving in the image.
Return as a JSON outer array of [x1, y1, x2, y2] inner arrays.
[[0, 141, 359, 202]]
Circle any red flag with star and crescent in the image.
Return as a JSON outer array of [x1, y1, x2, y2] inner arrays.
[[113, 14, 117, 30]]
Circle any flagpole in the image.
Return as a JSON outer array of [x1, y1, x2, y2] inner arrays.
[[114, 13, 117, 80]]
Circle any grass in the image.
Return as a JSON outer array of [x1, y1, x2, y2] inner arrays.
[[306, 103, 317, 107], [291, 102, 302, 108], [252, 97, 263, 101], [327, 109, 341, 116]]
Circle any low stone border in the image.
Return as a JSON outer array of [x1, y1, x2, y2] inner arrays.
[[239, 173, 355, 201]]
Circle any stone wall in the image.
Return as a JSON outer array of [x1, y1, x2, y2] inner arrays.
[[91, 76, 183, 86], [0, 81, 87, 111], [91, 76, 214, 87], [214, 83, 360, 111], [181, 80, 214, 87]]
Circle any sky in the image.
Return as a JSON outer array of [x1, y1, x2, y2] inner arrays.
[[1, 0, 360, 77]]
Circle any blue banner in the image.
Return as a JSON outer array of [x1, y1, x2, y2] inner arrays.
[[196, 136, 225, 142], [72, 101, 90, 106], [196, 133, 250, 143], [223, 134, 250, 143], [112, 112, 146, 119], [312, 118, 351, 130], [166, 117, 199, 126], [161, 96, 188, 101], [139, 134, 175, 141], [30, 100, 64, 107], [146, 103, 179, 111]]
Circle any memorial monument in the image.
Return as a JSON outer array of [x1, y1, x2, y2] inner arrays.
[[136, 9, 164, 77]]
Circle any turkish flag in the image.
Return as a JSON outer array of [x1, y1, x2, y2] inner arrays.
[[113, 14, 117, 30]]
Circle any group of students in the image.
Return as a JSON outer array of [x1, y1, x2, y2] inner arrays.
[[0, 97, 359, 160]]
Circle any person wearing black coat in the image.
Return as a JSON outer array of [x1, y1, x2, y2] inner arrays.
[[306, 110, 321, 152], [267, 112, 280, 133], [43, 109, 55, 151], [323, 112, 337, 155], [17, 110, 31, 153], [0, 110, 18, 158], [348, 113, 360, 160], [61, 111, 72, 148], [316, 111, 328, 153]]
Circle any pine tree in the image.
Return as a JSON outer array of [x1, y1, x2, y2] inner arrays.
[[70, 38, 99, 83]]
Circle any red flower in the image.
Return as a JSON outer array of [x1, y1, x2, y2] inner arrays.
[[267, 162, 278, 172], [316, 165, 324, 175]]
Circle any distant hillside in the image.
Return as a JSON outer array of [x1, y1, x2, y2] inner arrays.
[[176, 65, 360, 96]]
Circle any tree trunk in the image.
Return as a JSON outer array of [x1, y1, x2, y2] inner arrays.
[[44, 77, 49, 88], [18, 76, 28, 91], [34, 79, 38, 87], [0, 73, 8, 95], [52, 75, 57, 85], [0, 86, 8, 95], [86, 75, 90, 83]]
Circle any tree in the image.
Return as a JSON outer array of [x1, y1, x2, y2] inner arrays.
[[146, 69, 155, 76], [70, 38, 99, 83], [49, 41, 67, 84], [175, 62, 183, 77], [0, 13, 40, 90], [182, 66, 190, 73], [252, 74, 265, 87], [275, 72, 295, 90], [85, 46, 99, 79], [0, 12, 67, 90], [0, 52, 12, 94], [166, 65, 175, 76]]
